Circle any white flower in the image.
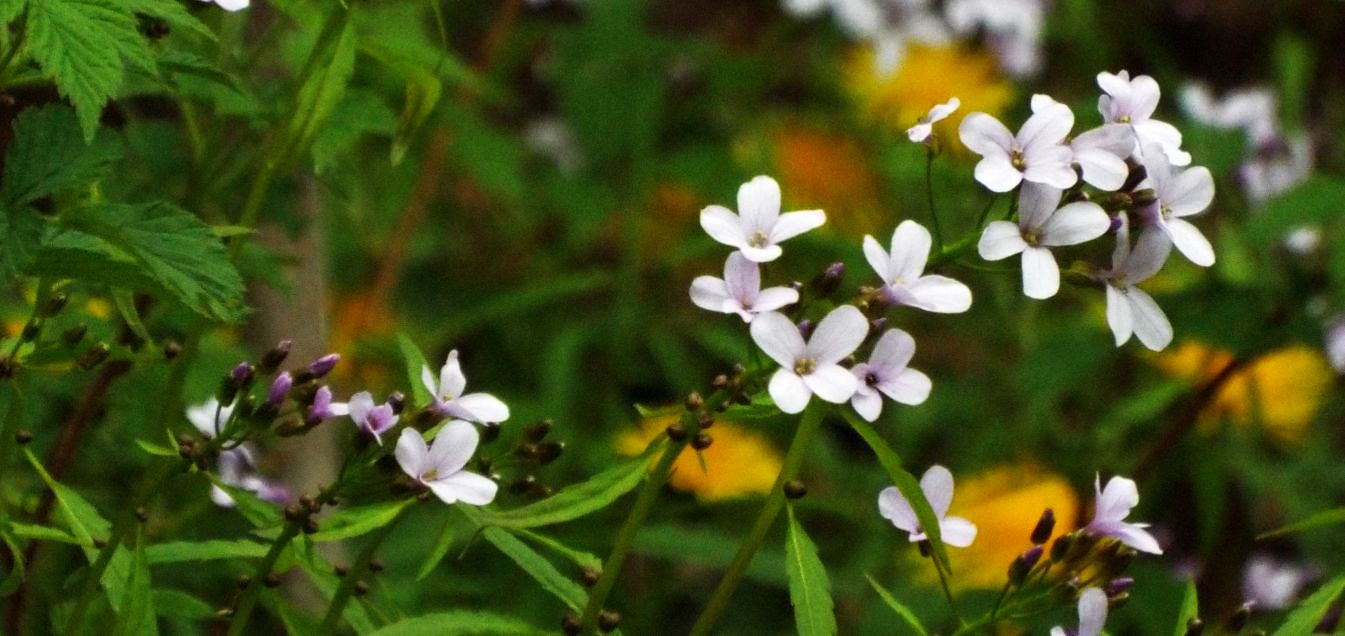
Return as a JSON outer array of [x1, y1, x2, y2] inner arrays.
[[199, 0, 248, 11], [1137, 144, 1216, 267], [395, 424, 498, 505], [1243, 554, 1310, 610], [1031, 95, 1132, 191], [978, 183, 1110, 299], [1241, 134, 1313, 204], [1180, 83, 1278, 146], [750, 306, 868, 414], [699, 176, 826, 263], [959, 98, 1077, 192], [1085, 475, 1162, 554], [945, 0, 1045, 77], [1327, 316, 1345, 374], [421, 351, 510, 425], [1050, 587, 1109, 636], [850, 329, 930, 422], [186, 397, 234, 438], [907, 97, 960, 143], [1101, 218, 1173, 351], [877, 465, 977, 547], [1097, 70, 1191, 166], [348, 391, 399, 446], [690, 252, 799, 322], [863, 220, 972, 313]]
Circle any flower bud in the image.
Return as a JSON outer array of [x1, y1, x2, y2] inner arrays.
[[581, 568, 601, 587], [1106, 576, 1134, 597], [353, 580, 369, 596], [562, 614, 582, 635], [711, 374, 728, 388], [259, 340, 292, 373], [21, 318, 41, 342], [1030, 508, 1055, 545], [1183, 618, 1204, 636], [386, 391, 406, 415], [0, 356, 15, 380], [691, 432, 713, 450], [697, 411, 715, 429], [509, 475, 537, 495], [40, 292, 69, 317], [665, 422, 687, 442], [784, 480, 807, 499], [163, 340, 183, 360], [1008, 545, 1043, 585], [14, 430, 32, 444], [62, 324, 87, 347], [598, 610, 621, 633], [1108, 591, 1130, 609], [1225, 602, 1253, 632], [684, 391, 703, 411], [75, 342, 111, 370], [525, 420, 552, 442], [535, 441, 565, 465], [796, 320, 814, 339], [1050, 532, 1075, 562], [265, 372, 293, 410], [306, 353, 340, 379], [810, 262, 845, 298], [1107, 213, 1125, 233]]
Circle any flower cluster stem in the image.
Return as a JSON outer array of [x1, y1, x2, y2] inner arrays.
[[227, 524, 301, 636], [688, 400, 828, 636], [925, 149, 944, 249], [320, 505, 411, 631]]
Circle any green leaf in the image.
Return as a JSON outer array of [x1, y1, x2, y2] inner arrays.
[[1258, 508, 1345, 540], [311, 89, 396, 174], [0, 205, 46, 278], [5, 521, 81, 545], [157, 50, 240, 93], [0, 530, 24, 596], [632, 524, 786, 586], [478, 525, 586, 611], [842, 411, 952, 574], [1172, 578, 1199, 636], [145, 539, 270, 564], [475, 443, 658, 529], [1272, 574, 1345, 636], [121, 0, 216, 40], [511, 528, 602, 571], [303, 499, 414, 543], [47, 202, 247, 322], [283, 16, 357, 166], [784, 505, 837, 636], [151, 589, 215, 621], [112, 528, 156, 636], [398, 332, 433, 408], [134, 439, 178, 458], [415, 515, 460, 581], [864, 574, 927, 636], [1, 105, 122, 208], [0, 0, 24, 23], [26, 0, 149, 140], [205, 475, 284, 528], [367, 611, 549, 636]]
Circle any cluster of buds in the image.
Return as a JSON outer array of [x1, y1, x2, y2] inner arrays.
[[499, 420, 565, 500], [283, 493, 327, 535], [1043, 531, 1138, 609]]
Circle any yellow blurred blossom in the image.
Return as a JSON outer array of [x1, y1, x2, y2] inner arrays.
[[616, 414, 781, 502], [84, 298, 112, 319], [846, 44, 1012, 149], [914, 464, 1079, 591], [773, 126, 886, 237], [1155, 341, 1331, 444]]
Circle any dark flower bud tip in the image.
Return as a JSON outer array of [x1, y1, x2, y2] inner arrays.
[[525, 419, 552, 442], [1183, 618, 1204, 636], [306, 353, 340, 379], [40, 292, 69, 317], [684, 391, 704, 411], [598, 610, 621, 632], [1030, 508, 1055, 545], [784, 480, 807, 499], [260, 340, 292, 372], [666, 423, 687, 442], [691, 432, 713, 450]]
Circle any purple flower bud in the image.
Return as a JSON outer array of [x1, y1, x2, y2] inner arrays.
[[869, 317, 887, 333], [307, 353, 340, 379], [306, 386, 340, 425], [266, 372, 293, 409], [1106, 577, 1134, 597], [796, 319, 814, 339], [1021, 544, 1044, 568], [1108, 214, 1124, 233], [1031, 508, 1056, 545], [230, 362, 255, 388], [810, 262, 845, 297], [260, 340, 293, 372]]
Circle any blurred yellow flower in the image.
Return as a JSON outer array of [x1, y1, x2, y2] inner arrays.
[[845, 44, 1013, 149], [915, 464, 1079, 591], [773, 126, 886, 237], [616, 414, 781, 502], [1155, 341, 1331, 444], [84, 298, 112, 319]]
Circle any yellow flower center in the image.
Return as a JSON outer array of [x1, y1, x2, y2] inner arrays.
[[747, 231, 770, 248], [422, 469, 439, 481], [793, 357, 816, 375], [1118, 115, 1132, 124], [1011, 149, 1026, 170]]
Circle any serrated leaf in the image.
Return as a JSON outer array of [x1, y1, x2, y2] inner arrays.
[[157, 50, 240, 93], [512, 528, 601, 571], [145, 539, 270, 564], [398, 332, 433, 407], [1258, 507, 1345, 540], [865, 574, 926, 636], [475, 442, 659, 529], [1, 105, 122, 208], [1272, 574, 1345, 636], [122, 0, 216, 40], [0, 205, 47, 278], [50, 202, 247, 322], [26, 0, 147, 140], [367, 611, 549, 636], [784, 505, 837, 636], [1173, 578, 1199, 636]]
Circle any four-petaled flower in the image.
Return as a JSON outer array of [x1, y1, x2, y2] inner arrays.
[[348, 391, 399, 445], [977, 183, 1111, 299], [1031, 95, 1132, 191], [395, 424, 498, 505], [1137, 144, 1217, 267], [690, 252, 799, 322], [1100, 218, 1173, 351], [1050, 587, 1108, 636], [907, 97, 961, 143], [185, 399, 288, 509], [864, 220, 973, 313], [1097, 70, 1191, 166], [700, 175, 826, 262], [1085, 475, 1163, 554], [877, 465, 978, 547], [959, 97, 1077, 192], [307, 386, 350, 425], [850, 329, 931, 422], [751, 306, 869, 414], [422, 351, 510, 425]]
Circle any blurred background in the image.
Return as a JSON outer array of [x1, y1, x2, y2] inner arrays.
[[5, 0, 1344, 633]]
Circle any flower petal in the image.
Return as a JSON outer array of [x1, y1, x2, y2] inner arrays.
[[802, 364, 859, 404], [428, 420, 480, 475], [1122, 228, 1172, 283], [903, 275, 972, 313], [770, 210, 826, 243], [863, 234, 892, 281], [737, 244, 784, 263], [1022, 146, 1079, 189], [958, 112, 1014, 156], [906, 122, 933, 143], [940, 516, 978, 548], [751, 311, 806, 367], [1124, 286, 1173, 351], [1128, 74, 1161, 120], [1018, 182, 1062, 231], [454, 393, 510, 424], [1078, 587, 1111, 636], [395, 428, 430, 480], [768, 369, 811, 414], [1076, 147, 1130, 191], [1017, 99, 1074, 151], [752, 287, 800, 314], [1021, 246, 1060, 299], [420, 366, 439, 401], [1094, 476, 1139, 523], [439, 351, 467, 399], [851, 385, 883, 422], [1105, 285, 1133, 346], [738, 176, 781, 234], [878, 368, 931, 406], [877, 486, 918, 534], [348, 391, 375, 425], [700, 205, 745, 248], [974, 156, 1023, 193], [1134, 120, 1190, 166], [429, 471, 499, 506], [868, 328, 916, 375], [1164, 218, 1215, 267], [1041, 201, 1110, 247], [1113, 523, 1163, 555], [723, 252, 760, 304], [690, 276, 732, 313], [806, 305, 869, 365], [920, 465, 955, 518], [1164, 166, 1215, 217], [978, 221, 1028, 261], [888, 221, 932, 281]]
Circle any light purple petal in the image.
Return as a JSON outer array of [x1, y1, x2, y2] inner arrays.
[[920, 465, 955, 518], [1124, 286, 1173, 351], [868, 328, 916, 376], [1121, 229, 1172, 283], [974, 156, 1023, 193], [863, 234, 892, 281], [1128, 75, 1161, 120], [978, 221, 1028, 261], [428, 420, 480, 475], [1076, 147, 1130, 191], [1164, 218, 1215, 267], [1017, 100, 1074, 151], [958, 112, 1014, 156], [690, 276, 732, 313], [1164, 166, 1215, 217], [1078, 587, 1110, 636], [428, 471, 498, 506], [1113, 523, 1163, 555], [751, 311, 806, 368], [877, 486, 918, 534], [395, 428, 430, 480], [801, 364, 859, 404], [851, 385, 883, 422], [723, 252, 761, 305], [1023, 146, 1079, 188], [438, 351, 467, 399], [1041, 202, 1110, 247], [700, 205, 745, 248], [1022, 246, 1060, 299], [752, 287, 800, 314], [805, 305, 869, 365], [888, 221, 932, 281], [737, 244, 784, 263], [940, 516, 978, 548], [1094, 476, 1139, 524], [903, 276, 972, 313], [453, 393, 510, 424], [877, 368, 931, 406], [1105, 285, 1133, 346], [1134, 120, 1189, 166], [770, 210, 826, 243], [768, 369, 811, 414], [1018, 182, 1062, 231], [348, 391, 375, 426], [738, 176, 781, 234]]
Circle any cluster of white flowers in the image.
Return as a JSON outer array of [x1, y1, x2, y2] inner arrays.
[[186, 351, 508, 510], [693, 176, 966, 421], [957, 71, 1216, 351], [781, 0, 1045, 76]]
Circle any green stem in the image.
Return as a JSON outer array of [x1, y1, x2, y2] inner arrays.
[[688, 401, 828, 636], [930, 549, 963, 626], [925, 149, 943, 249], [320, 505, 411, 631], [578, 434, 683, 634], [228, 524, 301, 636], [227, 162, 277, 258]]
